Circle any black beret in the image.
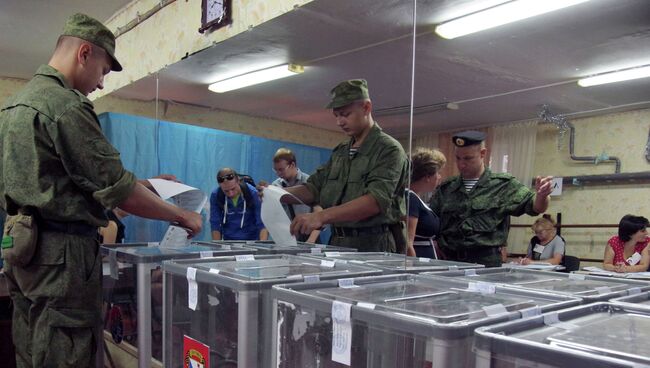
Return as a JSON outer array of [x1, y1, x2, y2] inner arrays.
[[452, 130, 486, 147]]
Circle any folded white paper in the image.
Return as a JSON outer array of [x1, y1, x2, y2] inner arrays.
[[261, 185, 298, 246], [147, 179, 207, 247]]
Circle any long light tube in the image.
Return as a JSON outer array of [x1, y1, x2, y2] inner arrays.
[[435, 0, 590, 39], [578, 65, 650, 87], [209, 64, 304, 93]]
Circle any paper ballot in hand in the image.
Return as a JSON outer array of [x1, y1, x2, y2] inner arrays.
[[147, 179, 207, 247], [261, 185, 299, 246]]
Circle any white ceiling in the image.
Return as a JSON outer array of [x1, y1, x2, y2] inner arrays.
[[0, 0, 133, 80], [112, 0, 650, 137], [3, 0, 650, 138]]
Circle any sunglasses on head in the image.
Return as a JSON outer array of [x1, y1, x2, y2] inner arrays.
[[217, 173, 237, 183]]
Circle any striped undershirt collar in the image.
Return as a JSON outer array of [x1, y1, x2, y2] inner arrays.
[[463, 178, 479, 192]]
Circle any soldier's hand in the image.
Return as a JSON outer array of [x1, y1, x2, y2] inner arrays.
[[535, 176, 553, 197], [177, 210, 203, 238], [257, 181, 269, 201], [290, 212, 324, 236]]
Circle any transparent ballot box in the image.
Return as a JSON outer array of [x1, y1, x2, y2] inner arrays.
[[242, 240, 357, 255], [431, 267, 650, 303], [101, 242, 256, 368], [474, 303, 650, 368], [271, 273, 581, 368], [299, 251, 484, 274], [162, 254, 381, 368], [611, 291, 650, 309]]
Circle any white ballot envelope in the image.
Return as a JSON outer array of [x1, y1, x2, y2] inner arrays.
[[627, 252, 642, 266], [147, 179, 207, 247], [260, 185, 300, 246]]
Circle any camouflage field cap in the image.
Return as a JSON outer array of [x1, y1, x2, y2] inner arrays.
[[62, 13, 122, 72], [326, 79, 370, 109], [452, 130, 486, 147]]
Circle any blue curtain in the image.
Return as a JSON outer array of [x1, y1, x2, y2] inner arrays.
[[98, 112, 332, 242]]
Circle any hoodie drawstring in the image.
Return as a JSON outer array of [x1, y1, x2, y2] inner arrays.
[[223, 195, 246, 229]]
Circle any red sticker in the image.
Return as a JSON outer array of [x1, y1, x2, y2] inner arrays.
[[183, 335, 210, 368]]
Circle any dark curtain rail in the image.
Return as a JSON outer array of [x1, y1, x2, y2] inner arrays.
[[114, 0, 177, 38]]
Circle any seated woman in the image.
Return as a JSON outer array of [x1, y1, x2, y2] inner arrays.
[[603, 214, 650, 273], [520, 216, 564, 265], [406, 148, 446, 258]]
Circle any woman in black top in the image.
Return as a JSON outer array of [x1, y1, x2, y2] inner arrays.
[[406, 149, 446, 258], [99, 208, 128, 243]]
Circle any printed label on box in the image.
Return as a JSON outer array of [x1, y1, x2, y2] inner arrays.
[[331, 301, 352, 365], [303, 275, 320, 283]]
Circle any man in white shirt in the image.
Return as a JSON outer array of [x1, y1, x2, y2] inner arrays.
[[271, 148, 322, 242]]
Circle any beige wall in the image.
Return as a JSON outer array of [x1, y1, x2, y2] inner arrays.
[[98, 0, 314, 97], [94, 95, 343, 148], [508, 108, 650, 266]]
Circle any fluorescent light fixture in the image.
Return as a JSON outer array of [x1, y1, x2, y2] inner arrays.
[[209, 64, 304, 93], [435, 0, 590, 39], [578, 65, 650, 87]]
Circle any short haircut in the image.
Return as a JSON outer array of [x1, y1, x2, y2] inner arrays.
[[55, 35, 105, 59], [532, 216, 557, 233], [410, 148, 446, 182], [273, 148, 296, 164], [55, 35, 68, 49], [217, 167, 238, 178], [618, 214, 649, 241]]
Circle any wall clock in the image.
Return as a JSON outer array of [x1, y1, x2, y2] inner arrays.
[[199, 0, 232, 33]]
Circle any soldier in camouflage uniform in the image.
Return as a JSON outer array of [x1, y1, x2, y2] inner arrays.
[[0, 14, 202, 367], [279, 79, 409, 252], [430, 131, 553, 267]]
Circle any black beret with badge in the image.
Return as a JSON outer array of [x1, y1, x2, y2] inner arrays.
[[452, 130, 486, 147]]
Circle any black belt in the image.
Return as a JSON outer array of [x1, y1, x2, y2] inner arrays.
[[41, 219, 98, 238], [446, 246, 501, 261], [332, 225, 390, 237]]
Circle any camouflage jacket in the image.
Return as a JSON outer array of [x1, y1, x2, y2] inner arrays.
[[0, 65, 136, 227], [306, 122, 408, 227], [430, 168, 538, 250]]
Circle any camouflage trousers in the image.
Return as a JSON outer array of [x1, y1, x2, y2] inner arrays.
[[4, 231, 101, 368], [443, 246, 503, 268], [329, 231, 397, 252]]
